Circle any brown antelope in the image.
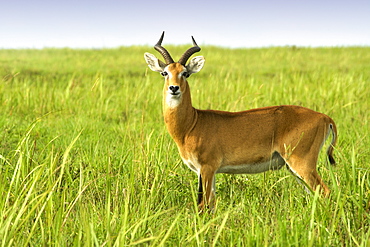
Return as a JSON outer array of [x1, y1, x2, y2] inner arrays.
[[144, 32, 337, 211]]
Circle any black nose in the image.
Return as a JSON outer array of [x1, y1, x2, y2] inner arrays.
[[169, 85, 179, 93]]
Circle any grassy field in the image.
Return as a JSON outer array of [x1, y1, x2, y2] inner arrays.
[[0, 45, 369, 246]]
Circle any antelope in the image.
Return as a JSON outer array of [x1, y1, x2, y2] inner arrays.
[[144, 32, 337, 211]]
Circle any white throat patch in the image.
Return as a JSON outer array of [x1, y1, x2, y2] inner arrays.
[[166, 91, 182, 108]]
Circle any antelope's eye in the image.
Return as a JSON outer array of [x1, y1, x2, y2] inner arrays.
[[183, 72, 189, 78], [161, 71, 168, 76]]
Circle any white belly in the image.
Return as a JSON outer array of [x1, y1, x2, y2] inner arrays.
[[182, 157, 201, 174], [217, 158, 285, 174]]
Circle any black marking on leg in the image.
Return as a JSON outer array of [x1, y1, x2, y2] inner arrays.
[[197, 174, 203, 205]]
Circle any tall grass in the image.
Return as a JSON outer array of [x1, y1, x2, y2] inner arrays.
[[0, 46, 369, 246]]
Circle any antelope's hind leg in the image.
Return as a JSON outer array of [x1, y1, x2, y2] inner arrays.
[[285, 154, 330, 197]]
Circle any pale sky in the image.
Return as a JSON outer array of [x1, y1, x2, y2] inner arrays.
[[1, 0, 369, 48]]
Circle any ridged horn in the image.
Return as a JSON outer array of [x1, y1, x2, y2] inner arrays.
[[154, 31, 174, 64], [178, 36, 201, 65]]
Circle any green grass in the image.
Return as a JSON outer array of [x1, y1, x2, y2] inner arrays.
[[0, 46, 369, 246]]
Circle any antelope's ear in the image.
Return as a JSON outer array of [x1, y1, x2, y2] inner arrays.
[[186, 56, 205, 75], [144, 52, 166, 72]]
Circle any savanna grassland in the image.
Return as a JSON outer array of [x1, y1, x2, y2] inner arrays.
[[0, 46, 369, 246]]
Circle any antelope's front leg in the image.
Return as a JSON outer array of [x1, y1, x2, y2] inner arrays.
[[198, 166, 216, 212], [197, 174, 203, 205]]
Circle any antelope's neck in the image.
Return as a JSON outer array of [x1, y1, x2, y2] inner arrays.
[[163, 89, 197, 144]]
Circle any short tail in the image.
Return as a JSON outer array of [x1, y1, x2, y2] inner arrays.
[[327, 122, 337, 165]]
